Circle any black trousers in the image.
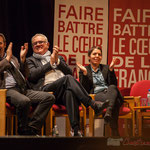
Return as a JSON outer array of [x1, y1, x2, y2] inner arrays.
[[42, 75, 91, 129], [95, 85, 123, 130], [6, 88, 55, 132]]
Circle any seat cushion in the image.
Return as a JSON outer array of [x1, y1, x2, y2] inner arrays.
[[103, 108, 106, 113], [102, 106, 130, 116], [52, 104, 67, 113], [6, 103, 34, 113], [52, 104, 82, 114], [119, 106, 131, 116], [89, 106, 130, 116], [6, 103, 15, 112]]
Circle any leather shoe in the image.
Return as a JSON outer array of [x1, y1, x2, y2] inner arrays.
[[94, 99, 110, 116], [70, 130, 83, 137], [18, 126, 39, 136]]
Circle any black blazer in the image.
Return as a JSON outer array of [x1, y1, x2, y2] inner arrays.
[[0, 58, 11, 88], [79, 64, 124, 105], [26, 55, 72, 90], [79, 64, 117, 94], [0, 55, 29, 90]]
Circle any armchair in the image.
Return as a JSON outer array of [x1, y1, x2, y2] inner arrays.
[[88, 93, 140, 137], [0, 89, 52, 136], [49, 103, 86, 136], [132, 80, 150, 136], [0, 89, 17, 136]]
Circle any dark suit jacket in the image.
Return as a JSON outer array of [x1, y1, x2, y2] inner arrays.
[[0, 59, 11, 88], [79, 64, 117, 94], [27, 55, 72, 90], [0, 55, 29, 89]]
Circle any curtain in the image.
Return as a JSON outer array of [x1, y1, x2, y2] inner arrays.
[[0, 0, 54, 58]]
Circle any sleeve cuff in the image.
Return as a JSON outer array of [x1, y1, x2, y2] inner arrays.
[[51, 59, 60, 69], [56, 58, 60, 65]]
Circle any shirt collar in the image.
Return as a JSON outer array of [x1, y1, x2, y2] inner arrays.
[[91, 65, 100, 73], [0, 53, 6, 60]]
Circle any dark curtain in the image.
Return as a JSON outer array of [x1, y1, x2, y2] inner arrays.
[[0, 0, 54, 58]]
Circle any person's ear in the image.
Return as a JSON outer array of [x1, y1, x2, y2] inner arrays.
[[47, 42, 50, 47]]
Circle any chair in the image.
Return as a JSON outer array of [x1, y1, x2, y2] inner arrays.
[[48, 79, 87, 137], [49, 103, 86, 136], [0, 89, 51, 136], [88, 93, 140, 137], [0, 89, 16, 136], [76, 78, 140, 137], [132, 80, 150, 136]]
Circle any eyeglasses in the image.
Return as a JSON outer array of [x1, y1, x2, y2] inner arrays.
[[32, 41, 47, 46]]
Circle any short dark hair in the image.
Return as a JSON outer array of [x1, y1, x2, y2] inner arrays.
[[0, 33, 6, 43], [88, 46, 102, 57]]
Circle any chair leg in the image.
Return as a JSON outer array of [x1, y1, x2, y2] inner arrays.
[[6, 116, 9, 135], [51, 116, 56, 136], [89, 106, 94, 136], [80, 117, 83, 134], [41, 126, 44, 135], [80, 105, 86, 136], [82, 116, 86, 136], [49, 109, 53, 136], [10, 116, 14, 135], [132, 110, 135, 137], [104, 124, 111, 137], [6, 115, 14, 135], [66, 116, 71, 136], [45, 110, 51, 136], [0, 115, 6, 136], [14, 115, 18, 135], [124, 119, 130, 137], [89, 94, 96, 137], [0, 89, 7, 136], [83, 108, 86, 136], [138, 113, 142, 137]]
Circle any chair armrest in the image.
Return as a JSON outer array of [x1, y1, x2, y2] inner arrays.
[[89, 94, 96, 100], [124, 96, 141, 111], [124, 96, 140, 104], [134, 106, 150, 109], [81, 103, 86, 112]]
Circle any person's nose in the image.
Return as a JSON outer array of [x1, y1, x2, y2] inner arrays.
[[36, 42, 41, 46]]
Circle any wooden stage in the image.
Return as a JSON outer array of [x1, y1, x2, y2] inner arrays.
[[0, 136, 150, 150]]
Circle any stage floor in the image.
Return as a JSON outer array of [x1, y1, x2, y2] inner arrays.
[[0, 136, 150, 150]]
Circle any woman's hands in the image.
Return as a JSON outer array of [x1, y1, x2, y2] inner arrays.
[[109, 57, 118, 71], [76, 62, 87, 75]]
